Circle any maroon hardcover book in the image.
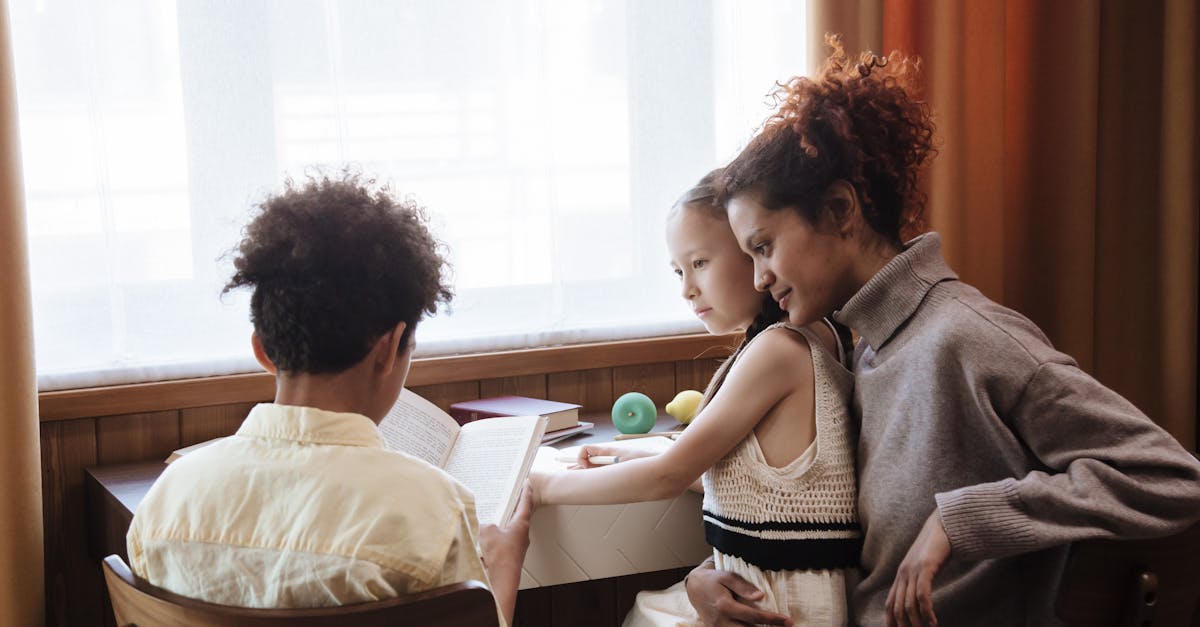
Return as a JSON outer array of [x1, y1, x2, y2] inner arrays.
[[448, 395, 581, 430]]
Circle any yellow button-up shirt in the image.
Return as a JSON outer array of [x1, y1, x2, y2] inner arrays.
[[127, 403, 497, 617]]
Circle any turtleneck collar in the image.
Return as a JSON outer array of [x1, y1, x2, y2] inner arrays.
[[833, 232, 957, 351]]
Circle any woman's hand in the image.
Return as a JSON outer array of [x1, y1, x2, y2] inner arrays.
[[684, 558, 792, 626], [885, 510, 951, 627]]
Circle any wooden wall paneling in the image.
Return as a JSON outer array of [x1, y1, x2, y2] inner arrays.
[[95, 411, 181, 466], [179, 402, 257, 447], [513, 586, 553, 627], [479, 373, 548, 400], [40, 419, 103, 627], [674, 358, 721, 394], [39, 336, 737, 421], [39, 372, 273, 422], [407, 381, 481, 413], [612, 363, 677, 410], [549, 578, 619, 627], [407, 334, 734, 388], [547, 368, 615, 414]]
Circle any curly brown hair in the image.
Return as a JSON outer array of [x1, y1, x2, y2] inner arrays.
[[223, 171, 453, 374], [720, 34, 936, 245]]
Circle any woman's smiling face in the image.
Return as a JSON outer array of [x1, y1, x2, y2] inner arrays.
[[726, 192, 861, 327]]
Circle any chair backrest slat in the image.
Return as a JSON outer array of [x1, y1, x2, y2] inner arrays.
[[102, 554, 499, 627], [1055, 521, 1200, 627]]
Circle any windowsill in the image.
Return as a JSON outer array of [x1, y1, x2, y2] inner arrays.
[[38, 333, 736, 421]]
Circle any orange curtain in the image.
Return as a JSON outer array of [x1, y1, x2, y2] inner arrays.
[[0, 2, 46, 626], [874, 0, 1198, 449]]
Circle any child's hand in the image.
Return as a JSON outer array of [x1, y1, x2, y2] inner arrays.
[[525, 471, 547, 507], [886, 510, 951, 627], [573, 444, 658, 468], [478, 480, 534, 626], [479, 480, 534, 569]]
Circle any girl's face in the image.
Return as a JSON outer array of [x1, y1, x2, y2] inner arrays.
[[726, 193, 861, 327], [666, 206, 763, 335]]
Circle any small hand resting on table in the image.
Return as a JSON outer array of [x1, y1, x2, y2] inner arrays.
[[572, 444, 658, 468], [684, 557, 792, 626], [568, 443, 702, 493]]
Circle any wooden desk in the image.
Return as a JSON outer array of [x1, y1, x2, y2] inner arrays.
[[83, 411, 686, 562], [85, 462, 159, 565], [84, 411, 702, 625]]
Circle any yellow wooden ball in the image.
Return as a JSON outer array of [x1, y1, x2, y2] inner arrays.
[[665, 390, 704, 424]]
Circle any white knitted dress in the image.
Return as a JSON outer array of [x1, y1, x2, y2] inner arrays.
[[624, 323, 860, 627]]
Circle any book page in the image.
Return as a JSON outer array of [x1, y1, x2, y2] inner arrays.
[[377, 388, 461, 468], [445, 415, 547, 526]]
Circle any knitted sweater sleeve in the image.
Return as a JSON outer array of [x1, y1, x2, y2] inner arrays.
[[934, 360, 1200, 562]]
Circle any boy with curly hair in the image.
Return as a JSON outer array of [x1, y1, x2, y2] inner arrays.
[[126, 172, 531, 626]]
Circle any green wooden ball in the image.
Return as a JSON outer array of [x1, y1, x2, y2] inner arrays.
[[612, 392, 657, 434]]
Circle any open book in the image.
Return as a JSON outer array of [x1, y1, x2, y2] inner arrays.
[[165, 389, 546, 526], [378, 388, 548, 526]]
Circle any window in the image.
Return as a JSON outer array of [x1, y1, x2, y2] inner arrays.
[[10, 0, 809, 390]]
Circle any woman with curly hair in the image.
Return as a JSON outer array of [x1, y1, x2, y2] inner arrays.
[[126, 172, 532, 626], [685, 36, 1200, 627]]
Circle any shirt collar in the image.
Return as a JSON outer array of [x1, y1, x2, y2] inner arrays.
[[833, 232, 957, 351], [236, 403, 386, 449]]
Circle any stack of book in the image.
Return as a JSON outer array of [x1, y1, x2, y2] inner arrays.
[[449, 395, 592, 445]]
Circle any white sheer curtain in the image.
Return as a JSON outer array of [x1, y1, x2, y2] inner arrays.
[[10, 0, 809, 391]]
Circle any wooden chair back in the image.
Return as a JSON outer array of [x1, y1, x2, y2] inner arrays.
[[102, 554, 499, 627], [1056, 521, 1200, 626]]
